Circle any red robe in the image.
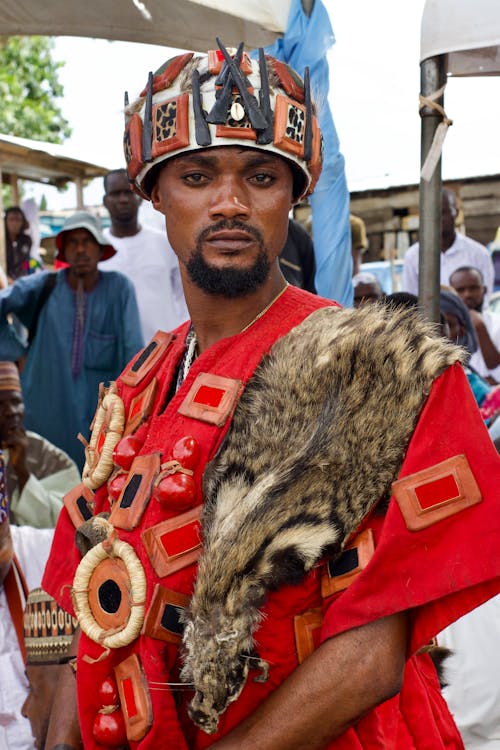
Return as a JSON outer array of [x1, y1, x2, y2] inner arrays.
[[43, 286, 500, 749]]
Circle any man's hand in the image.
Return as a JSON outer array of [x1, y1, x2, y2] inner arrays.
[[210, 612, 408, 750], [4, 426, 29, 491]]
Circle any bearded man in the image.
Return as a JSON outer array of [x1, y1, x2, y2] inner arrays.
[[42, 40, 500, 750]]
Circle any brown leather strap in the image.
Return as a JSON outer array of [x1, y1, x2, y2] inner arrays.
[[4, 555, 28, 662]]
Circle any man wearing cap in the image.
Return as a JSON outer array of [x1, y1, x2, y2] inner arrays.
[[0, 452, 54, 750], [102, 167, 189, 341], [0, 211, 143, 470], [42, 42, 500, 750], [0, 361, 80, 528], [22, 588, 78, 750]]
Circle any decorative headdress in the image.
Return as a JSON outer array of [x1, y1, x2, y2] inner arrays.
[[23, 588, 78, 665], [123, 38, 323, 202]]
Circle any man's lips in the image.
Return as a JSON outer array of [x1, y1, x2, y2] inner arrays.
[[203, 230, 256, 252]]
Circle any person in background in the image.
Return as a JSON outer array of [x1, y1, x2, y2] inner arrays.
[[0, 211, 143, 471], [352, 271, 383, 307], [402, 189, 494, 301], [449, 265, 500, 384], [279, 217, 316, 292], [4, 207, 43, 283], [0, 361, 80, 528], [22, 588, 78, 750], [350, 214, 368, 276], [102, 168, 188, 341], [0, 452, 54, 750]]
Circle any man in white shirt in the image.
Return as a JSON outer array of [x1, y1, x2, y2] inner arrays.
[[0, 478, 54, 750], [449, 265, 500, 383], [102, 168, 189, 341], [402, 189, 494, 302]]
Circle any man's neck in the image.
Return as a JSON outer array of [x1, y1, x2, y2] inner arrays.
[[441, 230, 456, 253], [109, 220, 141, 239], [66, 269, 100, 292], [184, 269, 288, 354]]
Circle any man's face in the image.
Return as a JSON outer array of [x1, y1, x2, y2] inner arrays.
[[0, 389, 24, 442], [443, 312, 464, 344], [450, 269, 486, 312], [63, 229, 102, 277], [104, 171, 141, 223], [22, 664, 60, 750], [151, 147, 294, 297]]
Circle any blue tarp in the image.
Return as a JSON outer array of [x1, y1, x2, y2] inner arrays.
[[259, 0, 353, 306]]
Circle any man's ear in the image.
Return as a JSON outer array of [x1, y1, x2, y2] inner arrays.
[[151, 183, 162, 212]]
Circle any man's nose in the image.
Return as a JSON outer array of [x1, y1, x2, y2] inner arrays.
[[208, 180, 250, 220]]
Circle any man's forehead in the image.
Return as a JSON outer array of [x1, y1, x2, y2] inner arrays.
[[171, 147, 288, 169], [452, 270, 482, 285], [0, 389, 21, 401], [65, 228, 94, 240], [107, 172, 130, 190]]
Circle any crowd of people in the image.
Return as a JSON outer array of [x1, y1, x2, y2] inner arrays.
[[0, 38, 500, 750]]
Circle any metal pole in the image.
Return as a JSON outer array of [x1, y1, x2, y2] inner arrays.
[[418, 55, 446, 323]]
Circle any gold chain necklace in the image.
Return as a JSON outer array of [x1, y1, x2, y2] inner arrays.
[[240, 282, 289, 333], [179, 283, 289, 387]]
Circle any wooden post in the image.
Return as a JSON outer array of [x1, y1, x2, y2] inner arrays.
[[75, 177, 84, 209], [9, 174, 19, 206], [0, 167, 6, 274]]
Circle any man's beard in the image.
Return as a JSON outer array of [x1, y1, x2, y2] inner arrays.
[[186, 221, 271, 298]]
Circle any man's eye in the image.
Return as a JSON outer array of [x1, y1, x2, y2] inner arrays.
[[250, 173, 274, 185], [183, 173, 208, 184]]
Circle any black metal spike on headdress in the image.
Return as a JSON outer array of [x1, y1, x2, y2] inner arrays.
[[142, 71, 154, 163], [303, 66, 313, 162], [211, 38, 268, 131], [206, 42, 244, 125], [256, 48, 274, 145], [192, 69, 212, 146], [124, 91, 130, 126]]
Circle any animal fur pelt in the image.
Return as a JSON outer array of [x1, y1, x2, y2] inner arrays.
[[181, 303, 465, 733]]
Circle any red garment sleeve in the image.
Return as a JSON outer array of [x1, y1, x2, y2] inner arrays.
[[321, 363, 500, 653], [41, 505, 80, 615]]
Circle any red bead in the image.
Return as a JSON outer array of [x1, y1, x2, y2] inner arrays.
[[92, 709, 127, 747], [171, 436, 200, 471], [98, 676, 119, 707], [155, 472, 196, 511], [112, 434, 143, 471], [108, 472, 128, 502]]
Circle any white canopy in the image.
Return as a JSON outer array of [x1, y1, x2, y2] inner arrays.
[[0, 0, 291, 52], [420, 0, 500, 75]]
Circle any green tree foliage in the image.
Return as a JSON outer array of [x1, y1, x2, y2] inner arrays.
[[0, 36, 71, 143]]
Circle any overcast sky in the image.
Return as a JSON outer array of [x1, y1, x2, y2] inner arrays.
[[21, 0, 500, 210]]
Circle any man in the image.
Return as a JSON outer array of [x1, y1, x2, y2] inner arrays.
[[0, 457, 54, 750], [42, 43, 500, 750], [0, 361, 80, 527], [350, 214, 368, 276], [22, 588, 78, 750], [279, 217, 316, 292], [402, 189, 494, 301], [450, 265, 500, 383], [102, 168, 189, 340], [0, 211, 143, 470], [352, 271, 383, 307]]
